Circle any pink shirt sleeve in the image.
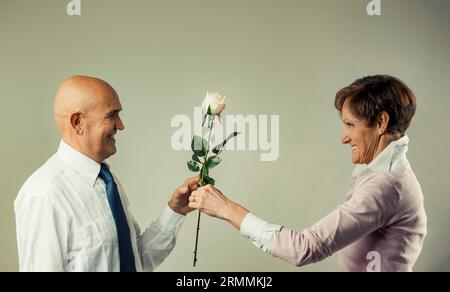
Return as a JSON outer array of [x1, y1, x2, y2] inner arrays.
[[272, 173, 400, 267]]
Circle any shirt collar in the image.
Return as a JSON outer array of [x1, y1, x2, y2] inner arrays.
[[367, 135, 409, 173], [351, 135, 410, 178], [56, 140, 102, 187]]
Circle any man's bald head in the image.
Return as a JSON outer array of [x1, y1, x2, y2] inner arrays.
[[54, 75, 118, 132], [53, 75, 124, 163]]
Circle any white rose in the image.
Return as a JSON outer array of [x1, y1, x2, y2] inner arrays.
[[202, 92, 226, 115]]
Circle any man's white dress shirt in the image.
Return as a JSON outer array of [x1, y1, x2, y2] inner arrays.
[[15, 140, 184, 272]]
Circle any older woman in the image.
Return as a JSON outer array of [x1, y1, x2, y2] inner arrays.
[[188, 75, 427, 272]]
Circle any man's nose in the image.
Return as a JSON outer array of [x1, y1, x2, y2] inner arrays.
[[116, 116, 125, 131]]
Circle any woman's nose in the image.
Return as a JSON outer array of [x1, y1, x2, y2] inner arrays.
[[341, 132, 350, 144]]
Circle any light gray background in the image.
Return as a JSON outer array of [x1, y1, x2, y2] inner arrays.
[[1, 0, 449, 271]]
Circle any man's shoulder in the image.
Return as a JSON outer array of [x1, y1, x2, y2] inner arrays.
[[16, 154, 67, 204]]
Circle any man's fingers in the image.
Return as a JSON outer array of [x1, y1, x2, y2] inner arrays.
[[176, 184, 189, 196], [176, 176, 200, 196], [186, 176, 200, 190]]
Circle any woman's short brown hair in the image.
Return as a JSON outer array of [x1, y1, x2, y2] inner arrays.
[[334, 75, 416, 136]]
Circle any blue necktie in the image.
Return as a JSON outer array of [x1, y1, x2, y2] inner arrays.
[[99, 164, 137, 272]]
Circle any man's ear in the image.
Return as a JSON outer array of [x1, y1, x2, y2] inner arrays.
[[70, 112, 85, 135], [377, 111, 390, 135]]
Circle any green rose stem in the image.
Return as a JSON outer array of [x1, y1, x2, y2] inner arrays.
[[193, 117, 214, 267], [188, 101, 238, 267]]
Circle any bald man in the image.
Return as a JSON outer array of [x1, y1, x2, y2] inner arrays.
[[14, 76, 199, 272]]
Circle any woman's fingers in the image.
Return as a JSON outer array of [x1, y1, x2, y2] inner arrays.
[[188, 185, 217, 211], [188, 189, 204, 208]]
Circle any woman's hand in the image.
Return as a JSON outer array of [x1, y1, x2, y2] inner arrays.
[[189, 185, 249, 230]]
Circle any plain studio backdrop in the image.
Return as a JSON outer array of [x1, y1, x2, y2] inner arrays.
[[1, 0, 449, 272]]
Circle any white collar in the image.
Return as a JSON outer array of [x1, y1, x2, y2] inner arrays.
[[351, 135, 410, 178], [56, 140, 103, 187]]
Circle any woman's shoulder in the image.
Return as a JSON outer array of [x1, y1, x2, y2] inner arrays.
[[357, 170, 396, 188], [356, 167, 423, 208], [356, 171, 399, 198], [359, 166, 418, 188]]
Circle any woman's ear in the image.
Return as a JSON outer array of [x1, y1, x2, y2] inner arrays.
[[377, 111, 390, 135], [70, 112, 85, 135]]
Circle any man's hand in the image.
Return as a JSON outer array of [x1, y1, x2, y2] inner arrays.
[[168, 176, 200, 215]]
